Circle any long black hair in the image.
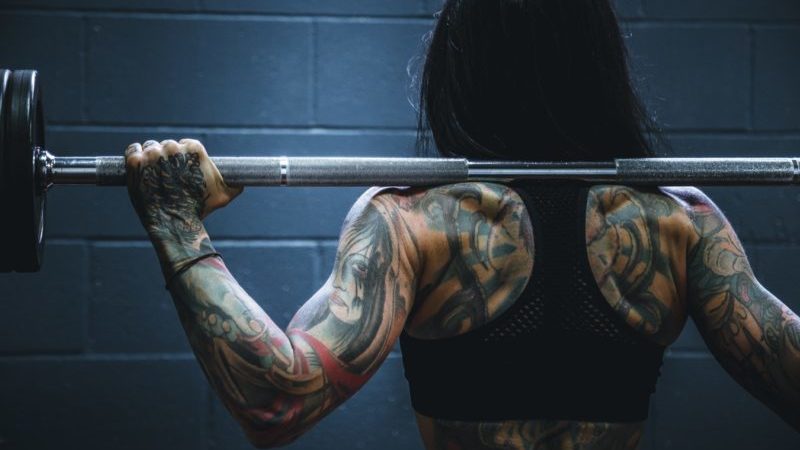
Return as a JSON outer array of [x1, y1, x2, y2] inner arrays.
[[415, 0, 660, 161]]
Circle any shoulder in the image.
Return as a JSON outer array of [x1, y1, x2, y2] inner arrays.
[[340, 182, 533, 304], [589, 185, 704, 239], [349, 182, 528, 231], [658, 187, 730, 242], [369, 181, 532, 269], [389, 183, 534, 338], [593, 185, 737, 262]]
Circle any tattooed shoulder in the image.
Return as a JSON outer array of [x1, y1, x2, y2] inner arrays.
[[586, 185, 696, 345], [399, 182, 534, 340]]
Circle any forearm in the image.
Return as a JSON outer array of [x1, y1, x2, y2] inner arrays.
[[155, 230, 325, 445], [693, 285, 800, 430], [125, 142, 334, 446]]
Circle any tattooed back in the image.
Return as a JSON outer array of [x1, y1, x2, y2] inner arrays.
[[392, 183, 726, 449]]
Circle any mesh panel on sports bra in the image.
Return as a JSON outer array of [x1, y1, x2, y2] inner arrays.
[[482, 183, 640, 344]]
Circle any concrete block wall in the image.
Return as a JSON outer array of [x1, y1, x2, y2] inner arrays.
[[1, 1, 799, 449]]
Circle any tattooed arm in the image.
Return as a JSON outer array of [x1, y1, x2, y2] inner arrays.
[[674, 188, 800, 430], [125, 140, 418, 447]]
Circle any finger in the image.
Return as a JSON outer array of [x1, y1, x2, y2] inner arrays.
[[180, 138, 208, 157], [179, 138, 201, 147], [125, 143, 142, 158], [141, 140, 164, 162], [161, 139, 181, 156]]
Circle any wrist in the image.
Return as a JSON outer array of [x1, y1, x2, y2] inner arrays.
[[147, 224, 217, 278]]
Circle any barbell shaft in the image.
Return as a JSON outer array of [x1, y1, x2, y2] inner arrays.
[[40, 151, 800, 189]]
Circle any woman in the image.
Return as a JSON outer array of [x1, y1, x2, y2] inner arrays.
[[124, 0, 800, 448]]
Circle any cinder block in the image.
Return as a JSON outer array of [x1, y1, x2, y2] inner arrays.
[[701, 186, 800, 245], [209, 356, 424, 450], [612, 0, 643, 18], [645, 0, 800, 20], [89, 242, 318, 352], [0, 13, 83, 123], [0, 243, 88, 354], [650, 354, 800, 449], [0, 0, 430, 16], [315, 20, 432, 127], [89, 243, 189, 353], [670, 320, 706, 352], [666, 134, 800, 157], [86, 17, 313, 126], [199, 129, 417, 157], [421, 0, 643, 19], [626, 25, 750, 130], [46, 187, 148, 239], [0, 0, 179, 10], [0, 357, 209, 450], [205, 186, 366, 238], [46, 128, 209, 157], [206, 0, 429, 16], [217, 242, 320, 329], [754, 27, 800, 130], [748, 245, 800, 313], [319, 241, 338, 285]]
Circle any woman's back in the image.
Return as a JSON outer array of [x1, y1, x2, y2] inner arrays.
[[389, 182, 694, 449]]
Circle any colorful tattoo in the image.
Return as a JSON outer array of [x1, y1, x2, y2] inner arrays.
[[127, 152, 214, 278], [404, 183, 534, 339], [585, 186, 688, 345], [681, 189, 800, 429]]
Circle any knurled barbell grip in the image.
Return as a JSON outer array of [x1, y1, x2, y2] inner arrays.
[[46, 154, 472, 188], [615, 158, 800, 186]]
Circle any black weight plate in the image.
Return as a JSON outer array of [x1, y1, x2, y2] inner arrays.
[[0, 69, 12, 272], [6, 70, 46, 272]]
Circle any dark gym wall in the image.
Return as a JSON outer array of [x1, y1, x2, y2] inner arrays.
[[0, 1, 799, 449]]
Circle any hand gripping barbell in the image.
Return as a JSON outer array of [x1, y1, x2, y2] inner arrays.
[[1, 69, 799, 273]]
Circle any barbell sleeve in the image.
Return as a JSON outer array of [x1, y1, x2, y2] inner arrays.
[[40, 151, 800, 189]]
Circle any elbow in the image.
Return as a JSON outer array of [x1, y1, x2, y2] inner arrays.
[[234, 406, 312, 449]]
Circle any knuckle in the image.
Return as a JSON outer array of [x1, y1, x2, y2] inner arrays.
[[183, 139, 207, 154], [162, 141, 181, 155], [125, 152, 143, 166], [142, 148, 163, 162]]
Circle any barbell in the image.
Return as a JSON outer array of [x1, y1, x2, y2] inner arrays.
[[1, 68, 799, 273]]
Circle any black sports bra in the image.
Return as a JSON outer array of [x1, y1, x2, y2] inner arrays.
[[399, 183, 666, 422]]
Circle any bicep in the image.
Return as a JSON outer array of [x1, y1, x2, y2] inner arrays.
[[686, 198, 800, 419], [286, 192, 416, 402]]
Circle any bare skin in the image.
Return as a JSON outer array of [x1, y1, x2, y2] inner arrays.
[[126, 140, 800, 449]]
